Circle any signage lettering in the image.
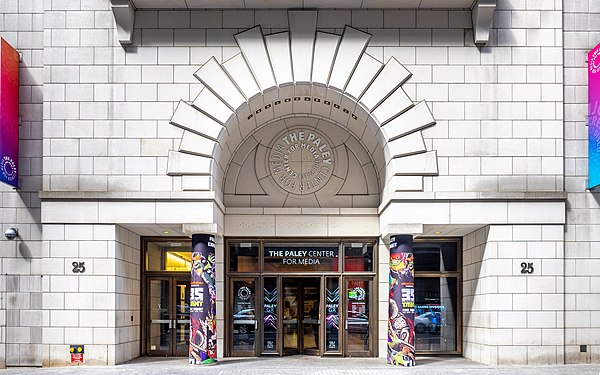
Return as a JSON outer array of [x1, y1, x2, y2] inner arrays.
[[268, 128, 334, 195], [265, 247, 338, 266]]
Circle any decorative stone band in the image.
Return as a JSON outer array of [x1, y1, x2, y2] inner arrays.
[[189, 234, 218, 366], [166, 10, 438, 196], [388, 235, 415, 367]]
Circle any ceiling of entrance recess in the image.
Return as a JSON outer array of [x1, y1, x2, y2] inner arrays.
[[130, 0, 479, 9]]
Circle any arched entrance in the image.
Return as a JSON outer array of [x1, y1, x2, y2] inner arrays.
[[163, 9, 440, 360], [166, 10, 439, 206]]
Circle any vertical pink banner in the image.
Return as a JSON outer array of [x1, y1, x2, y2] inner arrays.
[[0, 38, 19, 189], [588, 42, 600, 189]]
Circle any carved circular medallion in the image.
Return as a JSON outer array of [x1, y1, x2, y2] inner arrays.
[[268, 127, 335, 195]]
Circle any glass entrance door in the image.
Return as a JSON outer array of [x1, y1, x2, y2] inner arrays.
[[282, 277, 321, 355], [147, 276, 190, 356], [230, 278, 258, 356], [344, 277, 373, 357], [174, 277, 191, 355]]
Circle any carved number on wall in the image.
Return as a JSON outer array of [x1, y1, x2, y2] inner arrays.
[[72, 261, 86, 274], [520, 262, 534, 274]]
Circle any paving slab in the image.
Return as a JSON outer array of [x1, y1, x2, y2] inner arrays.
[[3, 356, 600, 375]]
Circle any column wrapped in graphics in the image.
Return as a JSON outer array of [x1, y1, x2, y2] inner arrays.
[[189, 234, 218, 365], [387, 235, 415, 366]]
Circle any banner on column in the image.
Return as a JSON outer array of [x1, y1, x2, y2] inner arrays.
[[387, 235, 415, 366], [589, 42, 600, 189], [189, 234, 218, 365]]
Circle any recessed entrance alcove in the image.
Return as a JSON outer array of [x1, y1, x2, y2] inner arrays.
[[223, 115, 380, 208]]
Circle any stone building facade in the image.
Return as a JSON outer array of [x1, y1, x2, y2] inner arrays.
[[0, 0, 598, 368]]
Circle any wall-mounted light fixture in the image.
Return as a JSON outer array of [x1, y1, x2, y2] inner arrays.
[[4, 227, 18, 240]]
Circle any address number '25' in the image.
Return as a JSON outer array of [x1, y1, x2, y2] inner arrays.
[[72, 262, 86, 273], [520, 262, 534, 274]]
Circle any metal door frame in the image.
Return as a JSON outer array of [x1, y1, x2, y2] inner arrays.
[[342, 275, 375, 357], [228, 276, 260, 357], [281, 276, 322, 356], [145, 275, 190, 356]]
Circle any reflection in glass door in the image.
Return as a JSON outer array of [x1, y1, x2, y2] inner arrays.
[[414, 277, 458, 352], [231, 278, 258, 356], [282, 280, 299, 355], [301, 279, 320, 355], [344, 278, 372, 357], [148, 279, 170, 355], [147, 277, 190, 356], [282, 278, 321, 355], [174, 277, 190, 355]]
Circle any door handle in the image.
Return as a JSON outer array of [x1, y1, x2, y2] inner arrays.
[[345, 320, 348, 330], [255, 320, 258, 330]]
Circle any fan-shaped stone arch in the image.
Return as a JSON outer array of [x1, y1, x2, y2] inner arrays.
[[166, 10, 438, 207]]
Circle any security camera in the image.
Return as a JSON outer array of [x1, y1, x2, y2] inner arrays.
[[4, 228, 18, 240]]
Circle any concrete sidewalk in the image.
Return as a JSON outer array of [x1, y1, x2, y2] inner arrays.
[[2, 356, 600, 374]]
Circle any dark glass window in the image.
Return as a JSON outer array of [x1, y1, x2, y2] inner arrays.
[[413, 242, 457, 272], [229, 242, 259, 272], [344, 242, 374, 272]]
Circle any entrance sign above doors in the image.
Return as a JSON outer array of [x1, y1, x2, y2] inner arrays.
[[588, 41, 600, 189], [264, 243, 339, 272]]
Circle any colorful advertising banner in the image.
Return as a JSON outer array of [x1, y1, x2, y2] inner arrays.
[[0, 38, 19, 189], [387, 235, 415, 366], [189, 234, 217, 365], [589, 42, 600, 189]]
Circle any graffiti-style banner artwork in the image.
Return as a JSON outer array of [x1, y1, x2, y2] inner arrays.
[[189, 234, 218, 365], [387, 235, 415, 366], [0, 38, 19, 189], [589, 42, 600, 189]]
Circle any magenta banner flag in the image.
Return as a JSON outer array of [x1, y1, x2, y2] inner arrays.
[[588, 42, 600, 189], [0, 38, 19, 189]]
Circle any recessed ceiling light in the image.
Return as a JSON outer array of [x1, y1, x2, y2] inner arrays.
[[162, 231, 170, 235], [434, 231, 442, 235]]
